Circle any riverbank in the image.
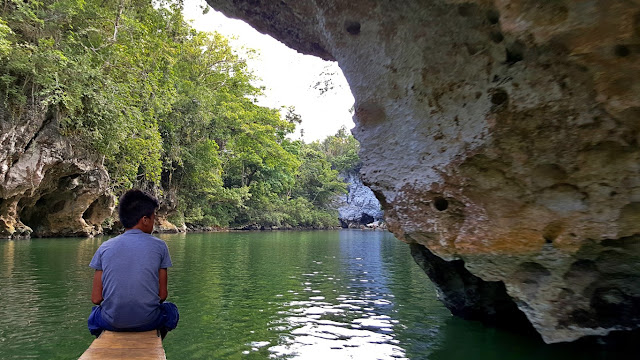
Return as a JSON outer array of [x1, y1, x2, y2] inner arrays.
[[2, 221, 388, 240], [151, 221, 387, 235]]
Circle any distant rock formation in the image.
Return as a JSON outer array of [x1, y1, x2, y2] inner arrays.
[[207, 0, 640, 343], [337, 172, 383, 228], [155, 214, 181, 234], [0, 101, 114, 238]]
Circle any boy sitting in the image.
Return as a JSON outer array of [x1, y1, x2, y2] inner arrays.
[[88, 189, 179, 338]]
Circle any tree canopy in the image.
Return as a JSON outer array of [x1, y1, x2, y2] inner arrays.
[[1, 0, 361, 229]]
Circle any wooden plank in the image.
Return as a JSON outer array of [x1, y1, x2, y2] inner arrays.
[[79, 330, 166, 360]]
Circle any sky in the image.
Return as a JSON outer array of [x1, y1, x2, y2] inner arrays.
[[182, 0, 355, 142]]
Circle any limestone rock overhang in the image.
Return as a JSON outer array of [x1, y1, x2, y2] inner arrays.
[[206, 0, 640, 344]]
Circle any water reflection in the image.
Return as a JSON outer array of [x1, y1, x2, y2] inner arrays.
[[3, 239, 15, 276], [0, 237, 102, 359], [241, 231, 417, 359]]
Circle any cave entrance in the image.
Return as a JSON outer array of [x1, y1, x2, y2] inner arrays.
[[359, 213, 374, 225]]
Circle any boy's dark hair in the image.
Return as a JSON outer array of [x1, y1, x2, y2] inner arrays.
[[118, 189, 159, 229]]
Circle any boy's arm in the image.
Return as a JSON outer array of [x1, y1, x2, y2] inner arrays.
[[159, 268, 168, 302], [91, 270, 104, 305]]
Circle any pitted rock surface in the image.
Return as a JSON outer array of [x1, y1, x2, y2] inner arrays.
[[0, 101, 114, 238], [206, 0, 640, 343]]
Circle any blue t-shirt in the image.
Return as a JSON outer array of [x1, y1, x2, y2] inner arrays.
[[89, 229, 172, 329]]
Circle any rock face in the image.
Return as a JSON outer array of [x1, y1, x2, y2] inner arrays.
[[206, 0, 640, 343], [0, 101, 115, 238], [155, 214, 182, 234], [337, 171, 383, 227]]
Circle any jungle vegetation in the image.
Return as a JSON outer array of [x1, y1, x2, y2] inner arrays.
[[0, 0, 360, 228]]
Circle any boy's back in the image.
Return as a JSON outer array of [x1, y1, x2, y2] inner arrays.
[[88, 189, 178, 337], [90, 229, 172, 328]]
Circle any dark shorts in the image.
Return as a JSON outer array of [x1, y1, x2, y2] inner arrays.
[[88, 302, 179, 337]]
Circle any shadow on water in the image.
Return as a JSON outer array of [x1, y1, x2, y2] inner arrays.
[[428, 316, 640, 360]]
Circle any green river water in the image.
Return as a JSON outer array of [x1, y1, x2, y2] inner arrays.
[[0, 230, 632, 359]]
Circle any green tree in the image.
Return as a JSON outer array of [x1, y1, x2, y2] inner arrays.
[[311, 126, 361, 173], [1, 0, 355, 230], [292, 146, 345, 208]]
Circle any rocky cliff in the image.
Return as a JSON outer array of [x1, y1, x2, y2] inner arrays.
[[0, 102, 114, 238], [337, 171, 383, 227], [206, 0, 640, 343]]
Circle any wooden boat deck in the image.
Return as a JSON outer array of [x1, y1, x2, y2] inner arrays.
[[79, 330, 166, 360]]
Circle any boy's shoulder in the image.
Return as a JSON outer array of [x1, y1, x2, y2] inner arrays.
[[135, 231, 166, 245], [121, 230, 163, 241], [99, 230, 166, 249]]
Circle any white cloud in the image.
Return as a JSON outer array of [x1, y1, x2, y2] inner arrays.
[[183, 0, 355, 142]]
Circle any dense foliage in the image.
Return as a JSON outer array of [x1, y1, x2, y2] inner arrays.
[[1, 0, 360, 229], [310, 126, 360, 174]]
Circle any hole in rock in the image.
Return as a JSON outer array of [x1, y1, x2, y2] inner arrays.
[[542, 221, 563, 245], [359, 213, 374, 225], [486, 9, 500, 24], [83, 199, 100, 222], [614, 45, 630, 57], [52, 200, 65, 213], [567, 309, 598, 328], [505, 41, 525, 65], [19, 195, 54, 233], [433, 197, 449, 211], [591, 288, 637, 327], [515, 262, 551, 295], [490, 31, 504, 43], [35, 197, 47, 208], [63, 173, 81, 181], [457, 4, 474, 17], [490, 89, 508, 106], [344, 21, 361, 35], [564, 260, 597, 279], [465, 43, 480, 55]]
